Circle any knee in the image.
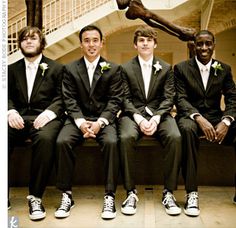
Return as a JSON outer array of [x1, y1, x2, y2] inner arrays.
[[37, 132, 55, 144], [168, 131, 181, 144], [103, 136, 117, 147], [56, 135, 71, 148], [119, 131, 136, 144]]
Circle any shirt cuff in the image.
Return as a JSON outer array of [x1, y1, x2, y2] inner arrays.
[[190, 113, 201, 120], [151, 115, 161, 125], [133, 113, 145, 125], [74, 118, 86, 129], [44, 109, 57, 121], [222, 115, 234, 122], [7, 109, 19, 116], [98, 117, 109, 126]]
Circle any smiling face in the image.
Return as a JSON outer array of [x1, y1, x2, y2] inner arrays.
[[195, 32, 215, 65], [134, 36, 157, 61], [80, 29, 103, 62]]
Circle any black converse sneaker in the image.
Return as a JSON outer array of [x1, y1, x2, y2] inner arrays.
[[101, 195, 116, 219], [121, 191, 139, 215], [184, 191, 200, 216], [162, 191, 181, 215], [27, 195, 46, 220], [55, 192, 74, 218]]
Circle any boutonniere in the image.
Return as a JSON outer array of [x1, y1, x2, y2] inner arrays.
[[153, 61, 162, 74], [39, 63, 49, 76], [100, 61, 111, 74], [211, 61, 223, 76]]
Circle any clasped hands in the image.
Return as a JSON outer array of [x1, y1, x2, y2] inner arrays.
[[139, 118, 158, 136], [80, 121, 101, 138], [195, 115, 229, 144], [8, 112, 50, 130]]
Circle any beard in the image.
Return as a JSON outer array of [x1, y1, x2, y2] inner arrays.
[[21, 45, 42, 58]]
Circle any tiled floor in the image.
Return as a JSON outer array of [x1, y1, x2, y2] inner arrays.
[[8, 185, 236, 228]]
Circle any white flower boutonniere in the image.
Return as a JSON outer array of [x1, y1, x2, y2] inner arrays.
[[153, 61, 162, 74], [211, 61, 223, 76], [100, 61, 111, 74], [39, 63, 49, 76]]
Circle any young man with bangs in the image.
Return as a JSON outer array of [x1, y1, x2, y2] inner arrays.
[[118, 25, 182, 216], [8, 26, 64, 220]]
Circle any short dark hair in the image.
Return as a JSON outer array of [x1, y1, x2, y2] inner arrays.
[[133, 25, 158, 44], [194, 30, 215, 43], [17, 26, 46, 50], [79, 25, 103, 42]]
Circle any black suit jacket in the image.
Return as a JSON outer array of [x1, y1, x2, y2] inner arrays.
[[121, 56, 175, 119], [8, 55, 64, 119], [62, 56, 123, 123], [174, 57, 236, 123]]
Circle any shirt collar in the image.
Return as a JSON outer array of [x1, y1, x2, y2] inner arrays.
[[24, 54, 43, 68], [195, 56, 212, 71], [84, 56, 100, 69], [138, 55, 153, 68]]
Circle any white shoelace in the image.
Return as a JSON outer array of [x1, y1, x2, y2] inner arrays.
[[58, 193, 71, 211], [123, 193, 139, 207], [103, 195, 114, 212], [27, 195, 42, 212], [186, 192, 199, 208], [162, 192, 177, 207]]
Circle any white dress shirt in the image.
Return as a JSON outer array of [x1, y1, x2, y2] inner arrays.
[[195, 57, 212, 90], [25, 55, 42, 100]]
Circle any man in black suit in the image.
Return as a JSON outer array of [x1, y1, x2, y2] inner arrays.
[[174, 30, 236, 216], [8, 26, 64, 220], [118, 25, 182, 216], [55, 25, 123, 220]]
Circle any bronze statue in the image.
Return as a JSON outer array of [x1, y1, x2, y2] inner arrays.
[[117, 0, 196, 41]]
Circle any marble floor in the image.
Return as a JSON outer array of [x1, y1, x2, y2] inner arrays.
[[8, 185, 236, 228]]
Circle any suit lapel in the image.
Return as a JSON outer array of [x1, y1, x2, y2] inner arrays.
[[90, 59, 102, 96], [205, 60, 215, 92], [147, 57, 159, 99], [132, 57, 146, 98], [30, 56, 46, 101], [189, 58, 205, 93], [17, 60, 28, 102], [77, 58, 90, 93]]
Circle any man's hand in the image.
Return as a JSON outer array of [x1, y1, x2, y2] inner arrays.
[[80, 121, 96, 138], [214, 121, 229, 144], [33, 112, 50, 129], [139, 119, 157, 136], [195, 115, 216, 141], [8, 112, 24, 129]]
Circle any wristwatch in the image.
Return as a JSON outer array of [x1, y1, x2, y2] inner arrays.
[[222, 118, 231, 127]]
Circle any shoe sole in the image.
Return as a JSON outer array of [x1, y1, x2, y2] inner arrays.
[[29, 212, 46, 220], [101, 211, 116, 219], [121, 207, 136, 215], [165, 208, 181, 216], [55, 205, 74, 218], [184, 208, 200, 217]]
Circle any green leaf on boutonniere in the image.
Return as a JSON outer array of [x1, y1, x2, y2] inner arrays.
[[100, 61, 111, 74]]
